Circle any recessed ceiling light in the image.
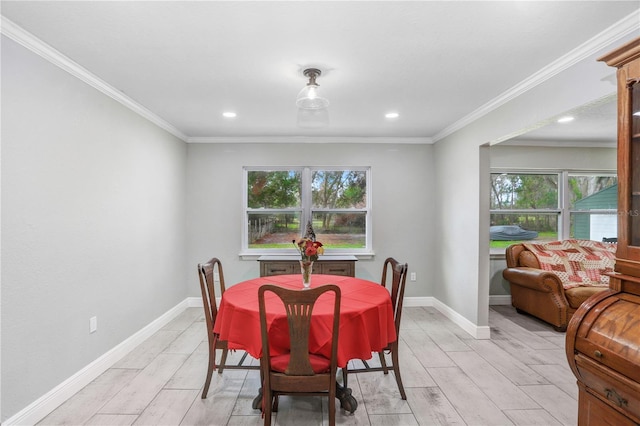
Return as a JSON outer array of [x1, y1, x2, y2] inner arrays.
[[385, 112, 399, 119], [222, 112, 237, 118], [557, 116, 574, 123]]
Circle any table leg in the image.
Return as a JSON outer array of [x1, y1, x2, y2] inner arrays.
[[336, 382, 358, 413], [251, 388, 263, 410]]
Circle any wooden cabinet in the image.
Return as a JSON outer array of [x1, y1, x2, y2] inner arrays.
[[576, 382, 638, 426], [258, 255, 357, 277], [566, 288, 640, 425], [604, 37, 640, 277], [566, 37, 640, 426]]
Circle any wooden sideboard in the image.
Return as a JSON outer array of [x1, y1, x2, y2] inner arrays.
[[258, 255, 357, 277]]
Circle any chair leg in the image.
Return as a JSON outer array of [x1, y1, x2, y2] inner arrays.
[[341, 365, 348, 388], [217, 348, 229, 374], [390, 342, 406, 400], [263, 389, 273, 426], [201, 343, 216, 399], [328, 383, 337, 426], [378, 351, 389, 374]]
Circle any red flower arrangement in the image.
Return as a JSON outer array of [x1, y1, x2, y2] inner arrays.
[[293, 238, 324, 262]]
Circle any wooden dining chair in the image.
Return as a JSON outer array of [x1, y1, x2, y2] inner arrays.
[[258, 284, 341, 426], [198, 258, 258, 399], [198, 258, 228, 399], [342, 257, 408, 400]]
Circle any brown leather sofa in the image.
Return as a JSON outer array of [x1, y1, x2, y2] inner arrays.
[[502, 243, 610, 331]]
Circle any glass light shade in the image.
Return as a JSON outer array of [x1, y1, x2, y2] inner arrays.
[[296, 84, 330, 110], [297, 107, 329, 128]]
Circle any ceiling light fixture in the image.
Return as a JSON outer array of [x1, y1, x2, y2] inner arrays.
[[296, 68, 329, 110], [385, 112, 399, 119], [222, 112, 237, 118]]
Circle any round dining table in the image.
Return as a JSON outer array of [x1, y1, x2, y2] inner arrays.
[[212, 273, 397, 413]]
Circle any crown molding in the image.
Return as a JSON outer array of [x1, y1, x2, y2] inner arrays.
[[432, 9, 640, 143], [187, 136, 433, 144], [0, 16, 432, 146], [498, 139, 616, 149], [1, 16, 188, 142], [3, 9, 637, 145]]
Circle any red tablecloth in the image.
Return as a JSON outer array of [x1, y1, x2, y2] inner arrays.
[[213, 274, 397, 368]]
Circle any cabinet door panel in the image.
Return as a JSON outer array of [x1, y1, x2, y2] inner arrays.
[[579, 389, 637, 426], [320, 262, 354, 276], [261, 263, 297, 276]]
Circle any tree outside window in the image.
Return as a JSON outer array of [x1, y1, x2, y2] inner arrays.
[[245, 167, 370, 253], [490, 172, 617, 253], [490, 173, 558, 234]]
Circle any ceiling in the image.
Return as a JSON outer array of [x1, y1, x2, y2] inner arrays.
[[1, 1, 638, 144], [502, 94, 619, 147]]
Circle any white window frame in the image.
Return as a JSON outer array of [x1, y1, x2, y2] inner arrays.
[[565, 171, 618, 241], [241, 166, 372, 257], [490, 169, 617, 246]]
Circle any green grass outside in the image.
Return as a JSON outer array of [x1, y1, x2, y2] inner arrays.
[[489, 231, 557, 249], [249, 243, 364, 249], [254, 231, 555, 250], [249, 243, 293, 249], [272, 223, 301, 231]]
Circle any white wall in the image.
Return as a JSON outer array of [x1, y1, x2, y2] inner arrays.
[[491, 145, 616, 171], [1, 36, 187, 421], [186, 143, 434, 297]]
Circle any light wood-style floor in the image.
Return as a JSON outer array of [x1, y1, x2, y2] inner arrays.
[[38, 305, 578, 425]]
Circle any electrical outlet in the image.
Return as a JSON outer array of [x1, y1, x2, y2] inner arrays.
[[90, 316, 97, 333], [410, 272, 417, 281]]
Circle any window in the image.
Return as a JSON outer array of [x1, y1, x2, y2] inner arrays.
[[243, 167, 371, 255], [490, 171, 617, 253], [567, 174, 618, 242]]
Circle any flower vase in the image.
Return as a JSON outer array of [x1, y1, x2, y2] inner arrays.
[[300, 260, 313, 289]]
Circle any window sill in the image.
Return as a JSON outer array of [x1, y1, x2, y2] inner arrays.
[[239, 252, 375, 261], [490, 251, 506, 260]]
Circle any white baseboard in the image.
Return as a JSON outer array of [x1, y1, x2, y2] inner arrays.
[[489, 295, 512, 306], [188, 295, 203, 307], [6, 294, 496, 425], [429, 298, 491, 339], [4, 299, 191, 426], [403, 296, 491, 339], [403, 296, 434, 307]]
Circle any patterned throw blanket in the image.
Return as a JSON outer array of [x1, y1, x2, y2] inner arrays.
[[522, 239, 616, 289]]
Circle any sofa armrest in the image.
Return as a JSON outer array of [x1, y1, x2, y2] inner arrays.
[[502, 267, 564, 294]]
